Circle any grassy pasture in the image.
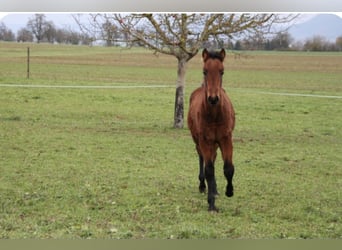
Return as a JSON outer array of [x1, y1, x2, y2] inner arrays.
[[0, 42, 341, 239]]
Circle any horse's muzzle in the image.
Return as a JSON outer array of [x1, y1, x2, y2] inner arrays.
[[207, 95, 220, 105]]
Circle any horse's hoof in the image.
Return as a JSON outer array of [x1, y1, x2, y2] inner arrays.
[[208, 206, 219, 213], [199, 186, 206, 193], [225, 190, 234, 197]]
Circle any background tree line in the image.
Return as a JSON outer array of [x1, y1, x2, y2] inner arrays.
[[1, 14, 342, 52], [0, 14, 92, 45], [231, 32, 342, 52]]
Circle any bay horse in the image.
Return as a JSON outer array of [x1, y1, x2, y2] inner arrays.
[[187, 48, 235, 212]]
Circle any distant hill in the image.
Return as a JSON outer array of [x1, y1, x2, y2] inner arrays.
[[289, 14, 342, 42]]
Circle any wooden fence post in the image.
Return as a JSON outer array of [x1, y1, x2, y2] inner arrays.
[[27, 47, 30, 79]]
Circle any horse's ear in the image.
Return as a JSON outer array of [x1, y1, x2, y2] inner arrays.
[[202, 49, 209, 61], [220, 49, 226, 61]]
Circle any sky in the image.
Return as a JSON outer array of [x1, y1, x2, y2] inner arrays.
[[2, 13, 342, 20], [0, 13, 82, 33], [1, 12, 342, 35]]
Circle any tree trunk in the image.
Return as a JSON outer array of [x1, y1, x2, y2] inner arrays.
[[174, 58, 187, 128]]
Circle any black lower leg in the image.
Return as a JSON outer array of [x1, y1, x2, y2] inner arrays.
[[198, 155, 206, 193], [224, 160, 234, 197], [205, 161, 218, 211]]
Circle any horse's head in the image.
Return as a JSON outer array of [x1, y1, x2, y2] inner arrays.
[[202, 48, 225, 106]]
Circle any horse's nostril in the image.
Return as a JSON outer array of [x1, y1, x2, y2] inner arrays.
[[208, 96, 219, 105]]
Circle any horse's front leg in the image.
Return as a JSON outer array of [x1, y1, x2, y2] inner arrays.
[[197, 145, 218, 195], [205, 159, 218, 211], [200, 140, 218, 212]]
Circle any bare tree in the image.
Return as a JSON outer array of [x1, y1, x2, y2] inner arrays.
[[304, 35, 328, 51], [102, 20, 120, 46], [0, 22, 15, 41], [17, 28, 34, 42], [75, 13, 298, 128], [44, 21, 56, 43], [336, 36, 342, 51], [27, 14, 48, 43]]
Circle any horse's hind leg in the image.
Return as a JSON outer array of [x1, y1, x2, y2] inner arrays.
[[213, 148, 218, 195], [198, 154, 206, 193], [197, 145, 206, 193]]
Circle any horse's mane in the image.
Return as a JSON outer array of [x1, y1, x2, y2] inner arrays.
[[206, 50, 225, 61]]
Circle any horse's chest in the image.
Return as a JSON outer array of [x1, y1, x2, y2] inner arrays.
[[201, 122, 230, 142]]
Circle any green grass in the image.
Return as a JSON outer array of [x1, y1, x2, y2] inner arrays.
[[0, 42, 341, 239]]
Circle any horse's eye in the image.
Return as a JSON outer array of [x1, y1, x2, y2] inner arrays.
[[220, 71, 224, 76], [203, 70, 207, 76]]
